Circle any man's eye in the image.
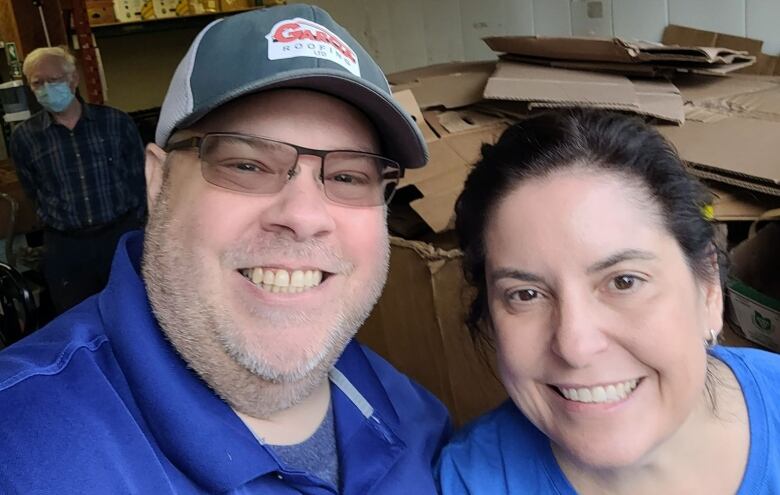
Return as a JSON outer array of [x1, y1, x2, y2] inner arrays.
[[328, 173, 370, 185], [221, 161, 272, 173]]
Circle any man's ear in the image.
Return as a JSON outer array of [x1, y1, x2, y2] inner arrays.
[[145, 143, 167, 211]]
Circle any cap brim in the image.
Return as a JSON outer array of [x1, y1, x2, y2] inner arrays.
[[175, 69, 428, 169]]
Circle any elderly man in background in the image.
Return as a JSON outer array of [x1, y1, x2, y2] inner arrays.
[[9, 46, 146, 313], [0, 5, 450, 494]]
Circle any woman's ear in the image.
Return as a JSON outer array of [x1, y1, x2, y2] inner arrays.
[[703, 249, 724, 337], [145, 143, 167, 212]]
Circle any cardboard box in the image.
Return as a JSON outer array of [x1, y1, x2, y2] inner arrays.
[[393, 84, 509, 234], [483, 61, 684, 124], [483, 34, 756, 75], [358, 237, 507, 426], [726, 220, 780, 352]]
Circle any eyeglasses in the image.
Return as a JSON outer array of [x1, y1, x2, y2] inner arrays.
[[165, 133, 403, 207], [29, 75, 70, 90]]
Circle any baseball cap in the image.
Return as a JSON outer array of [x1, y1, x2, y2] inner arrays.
[[155, 3, 428, 169]]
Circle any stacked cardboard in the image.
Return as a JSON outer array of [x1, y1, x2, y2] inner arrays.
[[357, 25, 780, 427]]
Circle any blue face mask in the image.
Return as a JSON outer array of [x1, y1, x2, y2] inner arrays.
[[34, 82, 75, 113]]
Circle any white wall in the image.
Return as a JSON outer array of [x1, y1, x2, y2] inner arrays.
[[298, 0, 779, 74]]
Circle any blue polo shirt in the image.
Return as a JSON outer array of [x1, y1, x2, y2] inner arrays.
[[0, 231, 450, 494]]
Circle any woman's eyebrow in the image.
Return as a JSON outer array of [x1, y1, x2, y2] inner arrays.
[[490, 268, 546, 284], [586, 249, 656, 274]]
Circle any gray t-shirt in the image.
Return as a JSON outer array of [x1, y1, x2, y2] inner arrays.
[[270, 403, 339, 488]]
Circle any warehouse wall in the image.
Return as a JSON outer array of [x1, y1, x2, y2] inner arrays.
[[100, 0, 780, 112], [301, 0, 780, 72]]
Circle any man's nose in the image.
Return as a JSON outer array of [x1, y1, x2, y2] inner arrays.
[[259, 156, 335, 241]]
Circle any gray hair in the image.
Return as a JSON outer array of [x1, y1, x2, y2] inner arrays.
[[22, 46, 77, 79]]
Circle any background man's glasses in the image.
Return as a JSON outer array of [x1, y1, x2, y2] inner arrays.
[[29, 75, 70, 90], [166, 132, 402, 207]]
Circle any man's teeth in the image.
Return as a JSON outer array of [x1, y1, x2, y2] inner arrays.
[[557, 379, 639, 404], [241, 267, 323, 293]]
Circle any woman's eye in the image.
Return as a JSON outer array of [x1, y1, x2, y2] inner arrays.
[[609, 274, 642, 291], [508, 288, 540, 302]]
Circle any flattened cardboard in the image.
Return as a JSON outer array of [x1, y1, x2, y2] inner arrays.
[[658, 118, 780, 195], [674, 74, 779, 105], [662, 24, 763, 58], [484, 62, 684, 123], [501, 54, 664, 77], [721, 86, 780, 122], [358, 237, 507, 426], [388, 61, 496, 110], [483, 35, 755, 67]]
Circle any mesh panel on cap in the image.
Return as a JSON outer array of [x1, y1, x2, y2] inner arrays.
[[155, 18, 223, 146]]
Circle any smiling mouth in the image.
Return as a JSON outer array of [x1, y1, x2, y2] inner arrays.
[[551, 378, 642, 404], [238, 266, 329, 293]]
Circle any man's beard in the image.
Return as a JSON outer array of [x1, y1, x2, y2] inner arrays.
[[141, 180, 389, 418]]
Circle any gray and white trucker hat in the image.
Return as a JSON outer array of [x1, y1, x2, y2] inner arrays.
[[155, 3, 428, 169]]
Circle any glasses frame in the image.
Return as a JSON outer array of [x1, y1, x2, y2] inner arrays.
[[29, 74, 71, 91], [166, 132, 404, 207]]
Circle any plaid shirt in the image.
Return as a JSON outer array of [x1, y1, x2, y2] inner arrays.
[[9, 102, 146, 231]]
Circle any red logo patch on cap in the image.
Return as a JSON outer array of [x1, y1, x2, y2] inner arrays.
[[266, 17, 361, 76]]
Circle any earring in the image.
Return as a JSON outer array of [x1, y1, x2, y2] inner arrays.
[[705, 328, 719, 348]]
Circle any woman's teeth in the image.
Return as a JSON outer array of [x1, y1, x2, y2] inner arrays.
[[240, 267, 323, 293], [557, 379, 639, 404]]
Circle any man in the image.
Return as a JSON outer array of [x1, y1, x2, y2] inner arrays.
[[9, 46, 146, 313], [0, 5, 450, 494]]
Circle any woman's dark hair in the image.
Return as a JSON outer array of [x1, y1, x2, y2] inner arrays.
[[455, 109, 724, 347]]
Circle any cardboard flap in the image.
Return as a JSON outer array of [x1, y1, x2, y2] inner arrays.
[[400, 123, 506, 233], [500, 55, 663, 77], [710, 184, 780, 221], [484, 36, 638, 63], [484, 34, 755, 65], [662, 24, 763, 61], [659, 118, 780, 188], [399, 139, 466, 188], [436, 110, 506, 134], [484, 62, 683, 123], [388, 61, 496, 110], [721, 86, 780, 121], [630, 78, 685, 123], [392, 89, 438, 143], [484, 61, 638, 107], [675, 74, 779, 105]]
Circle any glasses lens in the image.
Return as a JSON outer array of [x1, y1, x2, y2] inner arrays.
[[200, 134, 297, 194], [323, 152, 400, 207]]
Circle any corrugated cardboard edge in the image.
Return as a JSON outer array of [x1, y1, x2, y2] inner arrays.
[[688, 168, 780, 197], [390, 236, 462, 265]]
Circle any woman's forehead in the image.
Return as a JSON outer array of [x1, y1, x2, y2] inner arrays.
[[486, 170, 668, 263]]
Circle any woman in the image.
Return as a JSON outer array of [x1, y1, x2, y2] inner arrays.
[[437, 110, 780, 494]]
